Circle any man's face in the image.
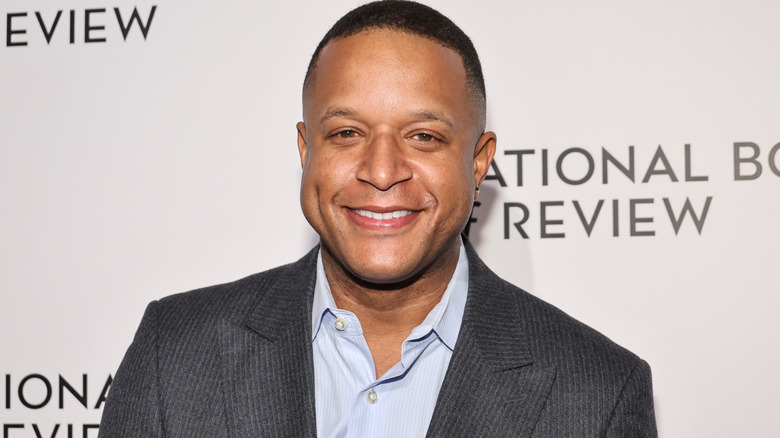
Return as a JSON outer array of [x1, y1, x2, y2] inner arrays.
[[298, 29, 495, 285]]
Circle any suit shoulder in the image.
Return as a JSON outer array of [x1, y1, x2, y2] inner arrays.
[[510, 277, 642, 365], [147, 253, 315, 331], [497, 280, 656, 434]]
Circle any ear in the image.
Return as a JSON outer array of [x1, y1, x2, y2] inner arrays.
[[296, 121, 308, 169], [473, 131, 497, 197]]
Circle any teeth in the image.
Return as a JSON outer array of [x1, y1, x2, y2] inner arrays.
[[353, 209, 413, 219]]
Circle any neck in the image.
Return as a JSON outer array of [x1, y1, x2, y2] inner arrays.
[[320, 240, 460, 376]]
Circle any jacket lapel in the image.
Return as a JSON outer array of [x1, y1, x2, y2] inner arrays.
[[218, 249, 319, 438], [216, 241, 553, 437], [426, 242, 555, 437]]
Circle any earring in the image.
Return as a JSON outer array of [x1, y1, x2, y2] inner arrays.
[[475, 186, 480, 194]]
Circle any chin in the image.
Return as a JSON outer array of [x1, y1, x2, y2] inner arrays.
[[347, 255, 421, 286]]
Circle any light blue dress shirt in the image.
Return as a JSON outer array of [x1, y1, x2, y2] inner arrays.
[[311, 240, 469, 438]]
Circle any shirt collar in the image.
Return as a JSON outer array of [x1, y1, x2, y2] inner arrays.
[[311, 238, 469, 351], [311, 251, 338, 340]]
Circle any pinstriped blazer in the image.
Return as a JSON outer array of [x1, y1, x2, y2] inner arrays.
[[99, 242, 657, 437]]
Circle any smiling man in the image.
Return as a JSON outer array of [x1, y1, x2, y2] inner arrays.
[[100, 1, 656, 437]]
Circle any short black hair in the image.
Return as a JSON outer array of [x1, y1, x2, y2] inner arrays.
[[303, 0, 486, 126]]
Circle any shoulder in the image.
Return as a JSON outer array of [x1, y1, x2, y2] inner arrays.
[[465, 241, 643, 370], [141, 247, 318, 338], [464, 244, 655, 432], [508, 276, 643, 371], [101, 249, 319, 436], [464, 240, 649, 394], [503, 282, 656, 434]]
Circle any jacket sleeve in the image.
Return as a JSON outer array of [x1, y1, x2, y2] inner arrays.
[[604, 359, 657, 437], [99, 302, 164, 438]]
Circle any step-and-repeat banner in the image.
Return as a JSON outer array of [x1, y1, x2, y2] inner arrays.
[[2, 1, 778, 436]]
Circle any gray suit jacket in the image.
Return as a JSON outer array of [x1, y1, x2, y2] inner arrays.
[[99, 243, 656, 437]]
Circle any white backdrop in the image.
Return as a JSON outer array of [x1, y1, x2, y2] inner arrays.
[[2, 1, 778, 436]]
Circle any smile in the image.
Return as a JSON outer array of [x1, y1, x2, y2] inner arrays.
[[350, 209, 415, 220]]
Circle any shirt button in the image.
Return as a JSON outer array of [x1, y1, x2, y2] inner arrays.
[[334, 317, 348, 331], [366, 389, 378, 404]]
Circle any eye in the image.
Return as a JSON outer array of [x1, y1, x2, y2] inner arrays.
[[411, 133, 436, 142], [328, 129, 363, 145], [336, 130, 358, 138]]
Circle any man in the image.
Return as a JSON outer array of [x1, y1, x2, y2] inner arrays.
[[100, 1, 656, 437]]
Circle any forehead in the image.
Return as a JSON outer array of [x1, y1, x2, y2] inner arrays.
[[304, 29, 472, 123], [322, 28, 461, 63]]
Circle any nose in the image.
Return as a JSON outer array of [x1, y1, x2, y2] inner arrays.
[[355, 133, 413, 191]]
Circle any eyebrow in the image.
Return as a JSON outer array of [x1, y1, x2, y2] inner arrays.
[[408, 110, 454, 129], [318, 106, 454, 129], [319, 107, 359, 124]]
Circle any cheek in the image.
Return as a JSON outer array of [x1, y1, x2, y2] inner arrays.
[[299, 151, 325, 222], [299, 171, 318, 225], [439, 148, 477, 213], [305, 152, 349, 191], [300, 149, 352, 213], [428, 150, 474, 190]]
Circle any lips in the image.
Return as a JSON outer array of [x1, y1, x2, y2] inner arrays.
[[351, 209, 414, 220], [346, 207, 419, 229]]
